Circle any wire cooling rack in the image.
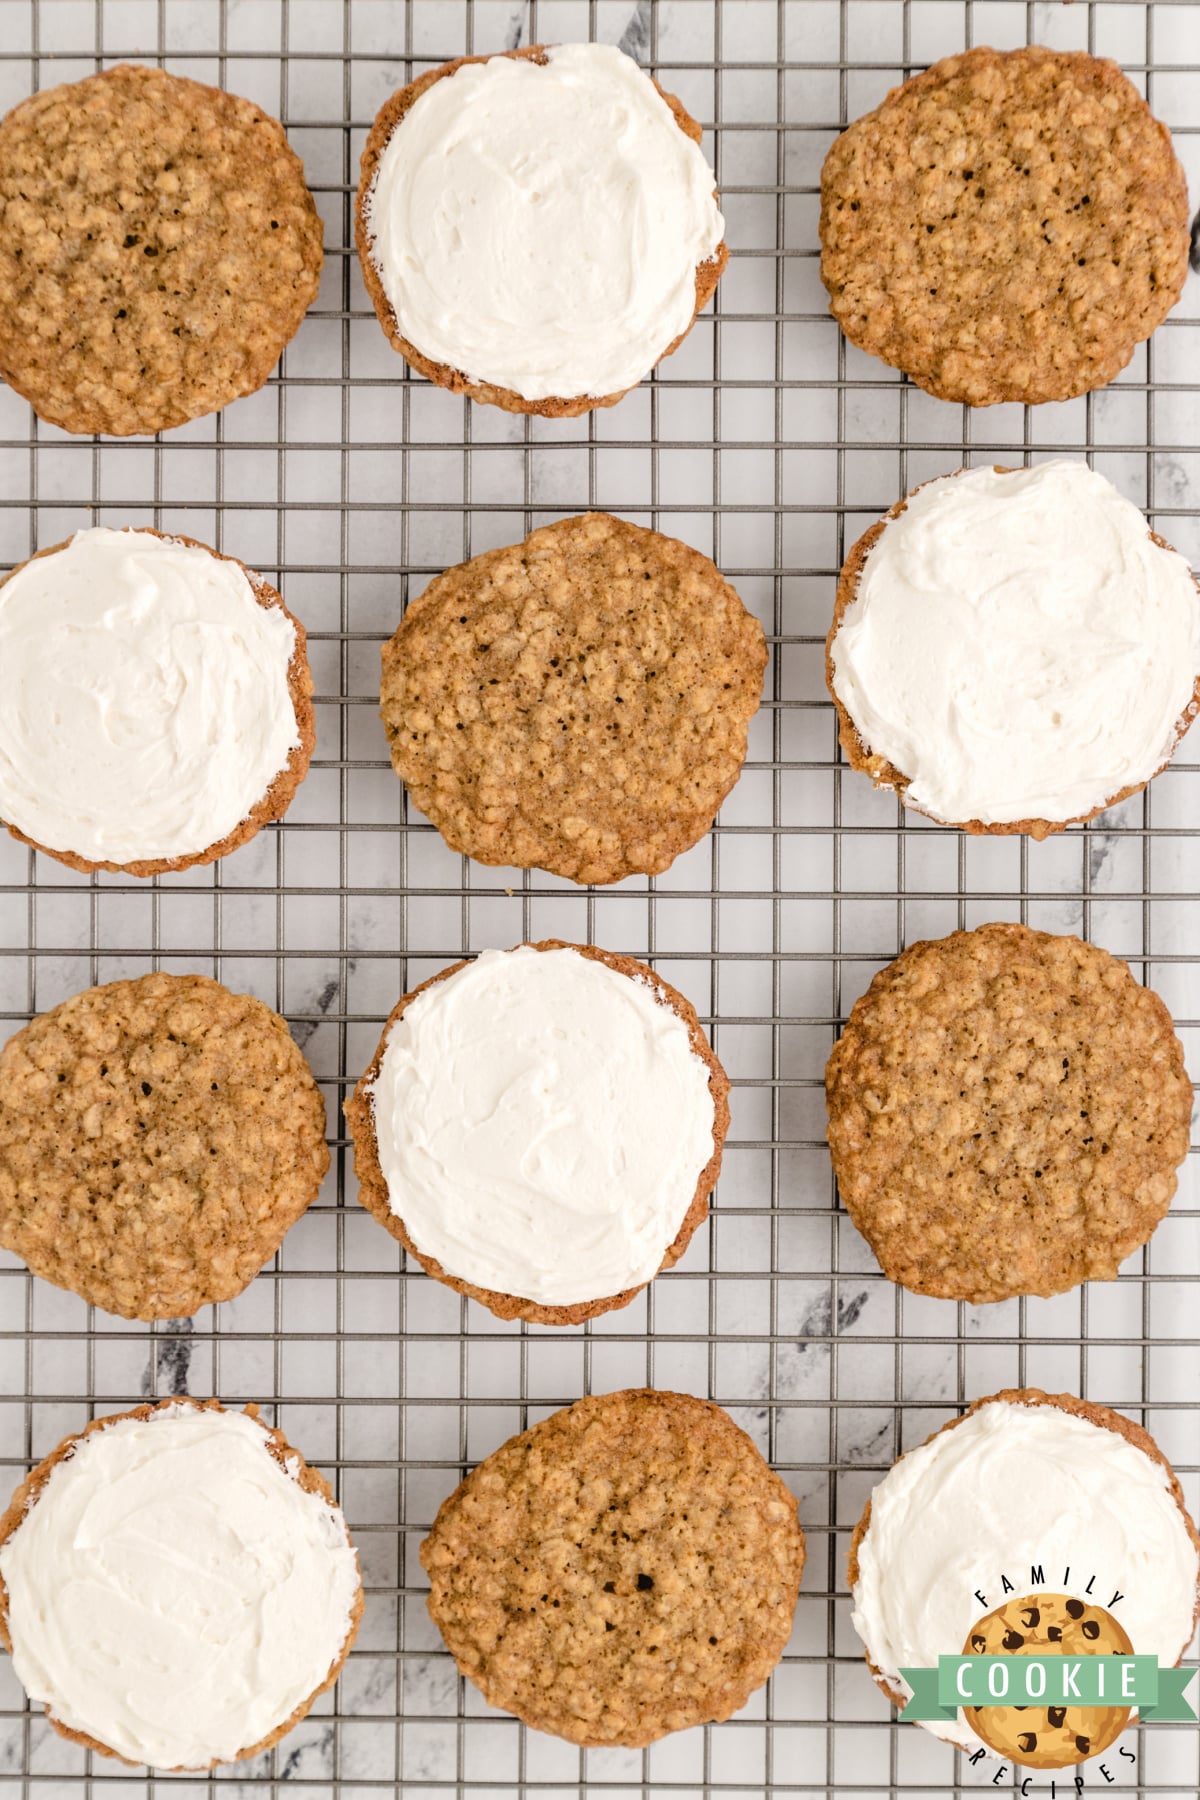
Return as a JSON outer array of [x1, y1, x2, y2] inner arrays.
[[0, 1, 1197, 1795]]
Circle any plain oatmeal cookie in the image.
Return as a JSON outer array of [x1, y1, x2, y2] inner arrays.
[[380, 513, 766, 885], [820, 47, 1189, 405], [0, 973, 329, 1319], [825, 924, 1192, 1301], [421, 1389, 805, 1746], [0, 63, 323, 434]]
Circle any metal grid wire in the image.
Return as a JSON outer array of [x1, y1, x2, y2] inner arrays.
[[0, 0, 1197, 1794]]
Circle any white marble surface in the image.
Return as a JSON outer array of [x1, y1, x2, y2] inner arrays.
[[0, 1, 1197, 1795]]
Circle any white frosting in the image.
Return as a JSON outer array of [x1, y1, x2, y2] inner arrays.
[[851, 1399, 1200, 1752], [0, 1405, 359, 1770], [829, 461, 1200, 826], [369, 945, 716, 1305], [0, 526, 300, 865], [364, 42, 725, 402]]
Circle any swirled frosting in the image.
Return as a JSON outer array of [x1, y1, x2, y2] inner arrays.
[[829, 461, 1200, 825], [363, 42, 725, 402], [369, 946, 717, 1305], [851, 1399, 1200, 1751], [0, 1405, 360, 1769], [0, 526, 300, 864]]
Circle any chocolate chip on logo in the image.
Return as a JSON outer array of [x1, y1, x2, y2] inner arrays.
[[1047, 1626, 1062, 1641], [1002, 1629, 1025, 1650], [1081, 1619, 1100, 1640], [1065, 1598, 1085, 1619], [1017, 1733, 1038, 1754], [1047, 1706, 1067, 1728], [970, 1633, 987, 1652], [1020, 1605, 1040, 1629], [1075, 1735, 1091, 1755]]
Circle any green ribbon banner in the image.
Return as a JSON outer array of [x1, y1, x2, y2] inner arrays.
[[899, 1656, 1198, 1724]]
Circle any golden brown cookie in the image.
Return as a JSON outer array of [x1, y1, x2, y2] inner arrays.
[[825, 924, 1191, 1301], [380, 513, 766, 884], [355, 46, 727, 417], [820, 47, 1189, 405], [0, 1398, 363, 1769], [0, 529, 316, 877], [0, 63, 324, 434], [825, 467, 1200, 838], [344, 941, 730, 1324], [0, 974, 329, 1319], [963, 1591, 1132, 1768], [421, 1388, 804, 1746], [847, 1389, 1200, 1732]]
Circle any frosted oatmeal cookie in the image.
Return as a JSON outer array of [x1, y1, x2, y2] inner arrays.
[[0, 973, 329, 1319], [345, 942, 729, 1323], [825, 923, 1191, 1301], [848, 1389, 1200, 1756], [0, 527, 315, 875], [380, 512, 766, 884], [0, 63, 323, 434], [421, 1389, 805, 1745], [826, 462, 1200, 836], [820, 47, 1189, 405], [356, 43, 727, 415], [0, 1399, 361, 1769]]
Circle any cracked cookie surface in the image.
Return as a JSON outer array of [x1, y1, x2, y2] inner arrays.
[[825, 924, 1191, 1301], [380, 513, 766, 885], [421, 1388, 804, 1745], [0, 973, 328, 1319], [820, 47, 1189, 405], [0, 63, 323, 434]]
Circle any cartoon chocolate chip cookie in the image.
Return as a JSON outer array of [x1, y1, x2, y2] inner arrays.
[[962, 1592, 1133, 1769]]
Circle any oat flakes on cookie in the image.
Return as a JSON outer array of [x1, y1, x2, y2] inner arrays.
[[0, 973, 329, 1319], [421, 1389, 805, 1746], [356, 43, 727, 415], [848, 1389, 1200, 1755], [825, 923, 1192, 1302], [345, 942, 729, 1324], [380, 513, 766, 884], [826, 462, 1200, 836], [0, 527, 315, 876], [820, 47, 1189, 406], [0, 63, 323, 435], [0, 1399, 362, 1770]]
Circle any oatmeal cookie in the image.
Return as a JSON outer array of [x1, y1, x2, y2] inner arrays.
[[421, 1388, 805, 1746], [344, 941, 729, 1324], [820, 47, 1189, 405], [825, 924, 1191, 1301], [0, 528, 316, 877], [0, 1399, 362, 1769], [847, 1389, 1200, 1737], [380, 513, 766, 884], [0, 973, 329, 1319], [355, 45, 727, 416], [825, 464, 1200, 838], [0, 63, 324, 434]]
